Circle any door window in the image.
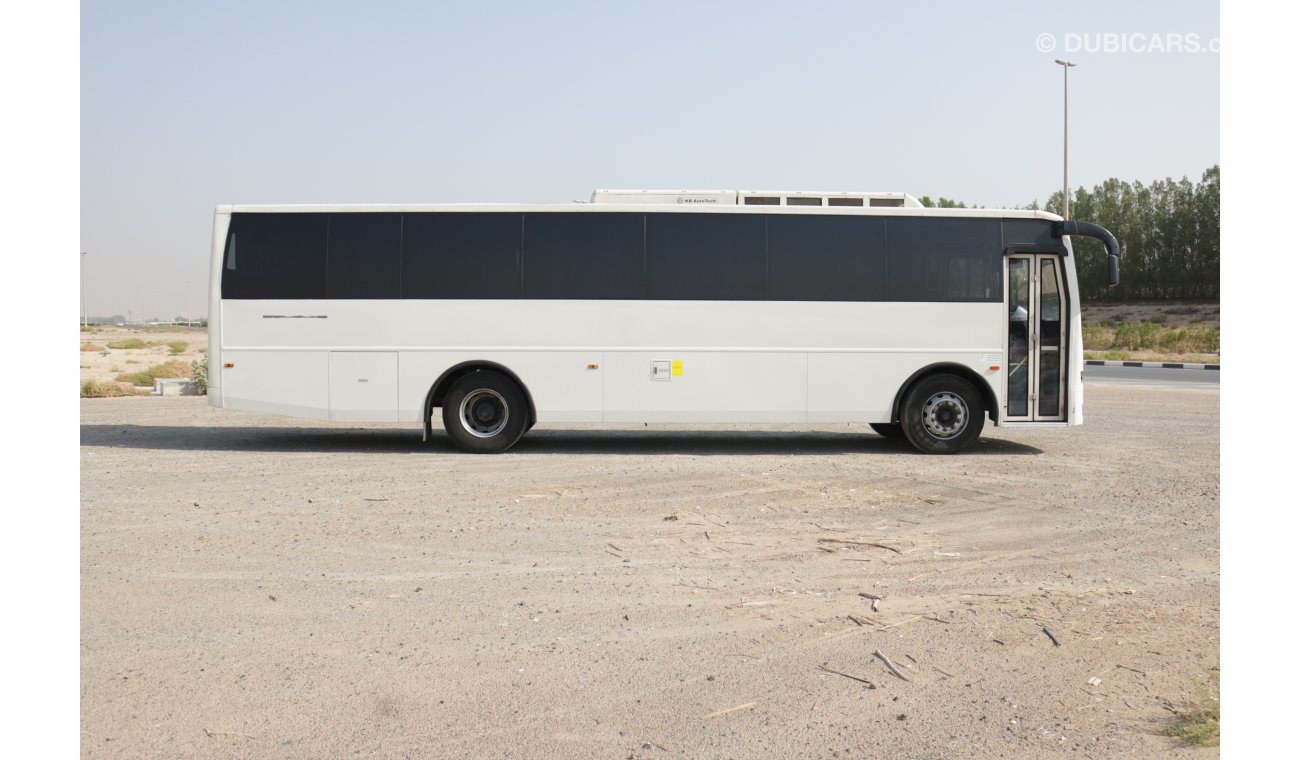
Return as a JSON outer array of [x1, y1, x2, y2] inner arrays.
[[1038, 259, 1062, 417], [1006, 258, 1030, 417]]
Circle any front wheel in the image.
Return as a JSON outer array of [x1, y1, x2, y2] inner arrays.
[[442, 371, 528, 453], [899, 374, 985, 454]]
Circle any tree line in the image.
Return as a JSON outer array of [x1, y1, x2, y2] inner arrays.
[[921, 165, 1220, 301]]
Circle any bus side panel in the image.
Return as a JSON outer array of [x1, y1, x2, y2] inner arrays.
[[398, 351, 604, 424], [602, 351, 806, 423], [221, 350, 330, 420], [807, 353, 1001, 423], [330, 351, 399, 422], [808, 353, 903, 423]]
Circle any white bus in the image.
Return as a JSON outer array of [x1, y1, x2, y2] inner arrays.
[[206, 189, 1119, 454]]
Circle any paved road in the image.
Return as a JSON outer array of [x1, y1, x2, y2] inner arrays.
[[1084, 363, 1220, 386]]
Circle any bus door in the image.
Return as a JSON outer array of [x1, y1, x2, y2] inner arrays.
[[1004, 254, 1067, 421]]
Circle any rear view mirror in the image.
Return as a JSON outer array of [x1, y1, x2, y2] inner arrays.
[[1108, 254, 1120, 288]]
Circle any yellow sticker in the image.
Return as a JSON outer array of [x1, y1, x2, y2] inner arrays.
[[671, 360, 683, 377]]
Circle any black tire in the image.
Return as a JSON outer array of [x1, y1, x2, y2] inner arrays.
[[869, 422, 906, 439], [442, 371, 528, 453], [899, 374, 985, 454]]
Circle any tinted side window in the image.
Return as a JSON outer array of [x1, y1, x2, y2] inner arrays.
[[222, 213, 327, 299], [768, 215, 887, 301], [402, 213, 522, 299], [327, 213, 402, 298], [646, 214, 766, 300], [523, 213, 644, 299], [887, 218, 1002, 301]]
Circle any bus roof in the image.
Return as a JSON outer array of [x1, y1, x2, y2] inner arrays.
[[217, 201, 1063, 222]]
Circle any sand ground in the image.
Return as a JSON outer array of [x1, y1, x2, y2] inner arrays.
[[79, 327, 208, 390], [80, 383, 1219, 758]]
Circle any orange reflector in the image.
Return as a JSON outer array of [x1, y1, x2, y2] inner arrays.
[[587, 363, 599, 369], [989, 365, 1001, 371], [224, 363, 234, 368]]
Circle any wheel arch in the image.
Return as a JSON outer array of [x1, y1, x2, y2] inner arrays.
[[422, 361, 537, 441], [888, 363, 999, 425]]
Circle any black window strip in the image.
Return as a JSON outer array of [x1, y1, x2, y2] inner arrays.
[[223, 210, 1026, 303], [324, 214, 331, 299], [882, 217, 890, 298], [763, 215, 771, 300]]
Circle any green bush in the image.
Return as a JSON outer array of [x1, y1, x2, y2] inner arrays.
[[1112, 322, 1165, 350], [1168, 669, 1219, 747], [191, 357, 208, 395], [168, 340, 189, 355], [1081, 324, 1114, 350], [1158, 326, 1220, 353]]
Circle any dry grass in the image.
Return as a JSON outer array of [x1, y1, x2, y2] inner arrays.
[[115, 359, 192, 387], [81, 380, 145, 398], [106, 338, 160, 350], [1084, 350, 1220, 364], [81, 342, 105, 352], [1083, 323, 1219, 355]]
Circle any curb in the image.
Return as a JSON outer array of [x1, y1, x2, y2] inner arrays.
[[1084, 360, 1219, 371]]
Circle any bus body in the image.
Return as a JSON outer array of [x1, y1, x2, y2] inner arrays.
[[207, 190, 1117, 453]]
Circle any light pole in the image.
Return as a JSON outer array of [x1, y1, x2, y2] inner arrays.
[[81, 251, 88, 326], [1054, 59, 1077, 219]]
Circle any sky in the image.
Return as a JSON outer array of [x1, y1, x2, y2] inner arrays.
[[80, 0, 1219, 319]]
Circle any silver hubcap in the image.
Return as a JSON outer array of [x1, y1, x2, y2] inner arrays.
[[921, 392, 968, 439], [459, 389, 508, 438]]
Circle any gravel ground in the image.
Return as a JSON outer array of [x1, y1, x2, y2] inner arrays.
[[81, 384, 1219, 759]]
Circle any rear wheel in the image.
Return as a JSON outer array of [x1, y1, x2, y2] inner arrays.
[[869, 422, 906, 439], [442, 371, 528, 453], [900, 374, 985, 454]]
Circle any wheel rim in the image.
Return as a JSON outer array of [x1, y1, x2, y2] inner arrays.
[[459, 389, 509, 438], [921, 392, 968, 439]]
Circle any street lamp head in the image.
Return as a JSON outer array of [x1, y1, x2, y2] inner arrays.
[[1054, 59, 1077, 67]]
